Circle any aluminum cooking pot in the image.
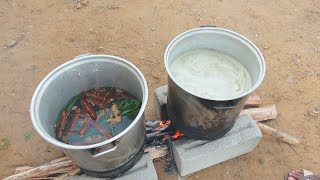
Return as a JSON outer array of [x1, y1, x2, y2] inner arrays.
[[164, 27, 265, 140], [30, 54, 148, 178]]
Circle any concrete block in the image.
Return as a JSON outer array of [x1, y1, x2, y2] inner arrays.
[[172, 115, 262, 176], [154, 85, 168, 120], [116, 153, 158, 180], [68, 153, 158, 180]]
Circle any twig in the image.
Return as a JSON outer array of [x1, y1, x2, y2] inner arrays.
[[256, 122, 301, 145], [277, 139, 284, 152]]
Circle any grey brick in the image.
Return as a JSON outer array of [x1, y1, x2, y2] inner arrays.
[[69, 153, 158, 180], [172, 115, 262, 176], [154, 85, 168, 120]]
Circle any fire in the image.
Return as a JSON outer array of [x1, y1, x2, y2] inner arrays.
[[171, 130, 183, 139], [159, 120, 171, 128], [157, 120, 184, 140]]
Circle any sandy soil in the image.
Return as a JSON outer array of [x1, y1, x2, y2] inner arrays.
[[1, 0, 320, 179]]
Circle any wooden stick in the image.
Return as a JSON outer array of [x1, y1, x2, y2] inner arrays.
[[244, 95, 262, 108], [53, 166, 81, 180], [49, 157, 70, 164], [240, 104, 277, 122], [14, 157, 72, 175], [28, 165, 75, 179], [31, 177, 55, 180], [4, 160, 73, 180], [15, 166, 34, 174], [256, 122, 301, 145]]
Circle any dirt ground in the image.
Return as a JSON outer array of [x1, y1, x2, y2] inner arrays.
[[1, 0, 320, 179]]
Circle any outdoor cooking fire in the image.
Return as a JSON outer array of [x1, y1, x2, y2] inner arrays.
[[171, 130, 183, 139], [158, 120, 171, 128], [147, 120, 184, 141], [158, 120, 183, 140], [145, 119, 184, 174]]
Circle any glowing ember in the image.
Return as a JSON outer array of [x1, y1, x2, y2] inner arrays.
[[159, 120, 171, 128], [171, 130, 183, 139]]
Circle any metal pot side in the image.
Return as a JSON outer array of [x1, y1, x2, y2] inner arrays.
[[164, 27, 265, 140], [30, 54, 148, 172]]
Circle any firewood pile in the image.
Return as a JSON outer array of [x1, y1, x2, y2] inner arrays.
[[4, 157, 80, 180], [4, 94, 300, 179]]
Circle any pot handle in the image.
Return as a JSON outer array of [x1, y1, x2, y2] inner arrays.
[[91, 141, 118, 158], [200, 99, 238, 110], [211, 105, 237, 110]]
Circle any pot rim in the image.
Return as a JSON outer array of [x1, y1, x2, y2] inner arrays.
[[30, 54, 148, 150], [164, 27, 266, 101]]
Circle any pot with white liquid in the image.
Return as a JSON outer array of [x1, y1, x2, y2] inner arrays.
[[164, 27, 265, 140]]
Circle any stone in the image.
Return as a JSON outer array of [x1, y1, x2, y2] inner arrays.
[[172, 115, 262, 176], [6, 39, 17, 48], [76, 3, 82, 9], [68, 153, 158, 180], [154, 85, 168, 120]]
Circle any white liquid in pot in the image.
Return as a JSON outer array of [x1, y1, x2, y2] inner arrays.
[[170, 48, 252, 99]]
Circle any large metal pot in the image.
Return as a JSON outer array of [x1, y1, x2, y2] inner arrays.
[[30, 54, 148, 178], [164, 27, 265, 140]]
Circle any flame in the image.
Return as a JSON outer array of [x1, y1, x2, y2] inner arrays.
[[171, 130, 183, 139], [159, 120, 171, 128]]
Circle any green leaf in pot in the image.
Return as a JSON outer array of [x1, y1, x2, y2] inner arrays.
[[116, 99, 142, 119]]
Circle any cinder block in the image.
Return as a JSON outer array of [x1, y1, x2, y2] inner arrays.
[[172, 115, 262, 176], [154, 85, 168, 120], [116, 153, 158, 180], [68, 153, 158, 180]]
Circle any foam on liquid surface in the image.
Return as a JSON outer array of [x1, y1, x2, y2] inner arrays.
[[170, 48, 252, 99]]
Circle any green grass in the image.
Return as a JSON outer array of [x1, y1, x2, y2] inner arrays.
[[24, 132, 33, 141], [0, 137, 10, 151], [258, 157, 265, 165]]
